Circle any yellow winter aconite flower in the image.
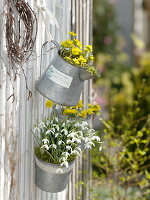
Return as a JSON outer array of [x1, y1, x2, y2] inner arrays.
[[65, 57, 71, 61], [78, 110, 87, 118], [77, 100, 83, 108], [63, 109, 78, 115], [74, 39, 82, 48], [73, 58, 80, 65], [78, 56, 87, 64], [87, 108, 94, 115], [68, 31, 77, 36], [85, 45, 93, 52], [93, 104, 101, 112], [72, 47, 82, 55], [61, 39, 73, 48], [45, 100, 53, 108], [89, 55, 94, 60]]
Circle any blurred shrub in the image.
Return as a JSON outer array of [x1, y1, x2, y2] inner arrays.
[[93, 0, 118, 54], [91, 53, 150, 200]]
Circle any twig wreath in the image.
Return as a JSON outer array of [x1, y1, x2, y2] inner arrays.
[[5, 0, 38, 101]]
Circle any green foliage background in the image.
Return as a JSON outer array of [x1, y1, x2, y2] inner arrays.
[[92, 0, 150, 199]]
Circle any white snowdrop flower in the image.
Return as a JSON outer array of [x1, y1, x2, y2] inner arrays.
[[61, 129, 68, 135], [66, 146, 72, 150], [89, 129, 95, 133], [45, 130, 52, 135], [58, 141, 65, 145], [72, 137, 81, 143], [55, 133, 59, 138], [84, 137, 89, 143], [62, 152, 70, 158], [80, 124, 86, 130], [39, 122, 46, 129], [99, 146, 103, 151], [75, 147, 82, 152], [41, 144, 49, 150], [54, 117, 58, 122], [77, 131, 83, 136], [51, 128, 55, 132], [62, 123, 65, 127], [33, 127, 40, 134], [71, 150, 80, 156], [84, 144, 92, 149], [66, 140, 72, 144], [49, 144, 57, 149], [74, 122, 80, 127], [82, 121, 88, 126], [61, 161, 69, 168], [55, 168, 63, 174], [91, 136, 100, 141], [53, 124, 59, 131], [66, 120, 71, 124], [84, 127, 89, 130], [42, 139, 49, 144], [87, 141, 95, 147], [67, 132, 78, 138]]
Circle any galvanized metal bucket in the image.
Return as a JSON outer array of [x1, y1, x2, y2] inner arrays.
[[35, 156, 74, 193], [36, 41, 94, 106]]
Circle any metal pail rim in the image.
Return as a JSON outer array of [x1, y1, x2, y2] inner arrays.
[[35, 155, 75, 174]]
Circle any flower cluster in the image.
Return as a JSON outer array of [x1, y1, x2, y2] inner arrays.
[[33, 100, 102, 168], [46, 100, 100, 118], [60, 32, 99, 77]]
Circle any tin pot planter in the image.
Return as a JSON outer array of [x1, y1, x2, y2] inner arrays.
[[36, 42, 95, 106], [35, 156, 75, 193]]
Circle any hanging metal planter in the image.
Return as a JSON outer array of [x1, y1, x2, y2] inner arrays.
[[36, 41, 94, 106], [35, 156, 75, 193]]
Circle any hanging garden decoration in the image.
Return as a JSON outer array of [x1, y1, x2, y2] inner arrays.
[[33, 100, 102, 193], [5, 0, 37, 100], [36, 32, 100, 106]]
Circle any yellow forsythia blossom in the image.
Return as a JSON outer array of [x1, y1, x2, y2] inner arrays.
[[68, 32, 77, 36], [63, 109, 78, 115], [45, 100, 53, 108], [78, 110, 87, 118], [72, 47, 82, 55]]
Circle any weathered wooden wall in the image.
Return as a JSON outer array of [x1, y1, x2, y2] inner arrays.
[[0, 0, 92, 200]]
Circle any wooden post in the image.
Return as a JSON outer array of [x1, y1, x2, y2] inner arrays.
[[0, 0, 92, 199]]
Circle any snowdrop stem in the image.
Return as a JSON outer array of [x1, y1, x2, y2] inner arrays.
[[45, 150, 55, 162]]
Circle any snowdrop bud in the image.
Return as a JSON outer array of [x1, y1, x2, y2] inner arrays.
[[33, 127, 40, 134]]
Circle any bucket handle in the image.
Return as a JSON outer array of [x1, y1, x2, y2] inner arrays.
[[40, 40, 60, 74]]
